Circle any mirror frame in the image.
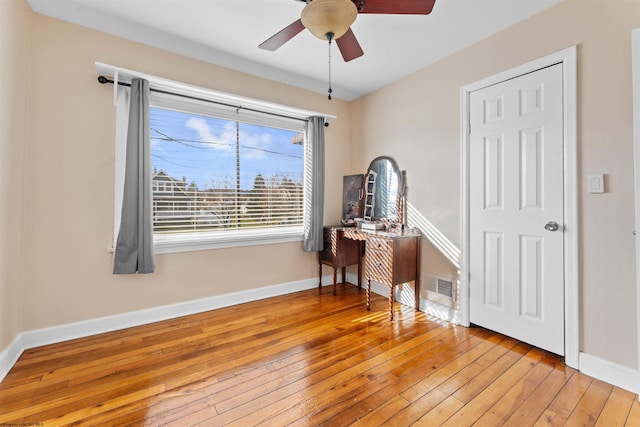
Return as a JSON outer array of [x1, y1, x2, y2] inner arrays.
[[364, 156, 406, 224]]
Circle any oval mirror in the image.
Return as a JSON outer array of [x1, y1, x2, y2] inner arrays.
[[363, 156, 404, 223]]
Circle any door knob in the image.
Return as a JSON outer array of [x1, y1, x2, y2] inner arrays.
[[544, 221, 560, 232]]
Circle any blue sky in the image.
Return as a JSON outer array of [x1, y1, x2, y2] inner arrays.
[[150, 107, 304, 190]]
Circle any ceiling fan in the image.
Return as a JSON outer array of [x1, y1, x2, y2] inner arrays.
[[259, 0, 437, 62]]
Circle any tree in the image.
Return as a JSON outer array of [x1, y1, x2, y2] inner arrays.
[[248, 174, 267, 224]]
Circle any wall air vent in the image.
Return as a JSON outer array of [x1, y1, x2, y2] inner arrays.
[[422, 273, 457, 309], [436, 278, 454, 298]]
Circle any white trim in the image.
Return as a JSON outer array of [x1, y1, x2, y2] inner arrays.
[[631, 26, 640, 397], [0, 335, 24, 384], [153, 228, 304, 254], [0, 277, 319, 383], [420, 298, 463, 324], [103, 61, 318, 255], [344, 272, 395, 298], [150, 90, 308, 132], [95, 62, 336, 122], [460, 46, 579, 368], [323, 272, 394, 296], [0, 274, 373, 383], [579, 352, 640, 394], [23, 278, 317, 349], [3, 274, 636, 396]]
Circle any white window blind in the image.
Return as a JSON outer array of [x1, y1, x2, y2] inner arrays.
[[150, 106, 305, 235], [149, 97, 306, 250], [100, 62, 333, 253]]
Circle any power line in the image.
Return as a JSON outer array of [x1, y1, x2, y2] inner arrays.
[[150, 128, 303, 159]]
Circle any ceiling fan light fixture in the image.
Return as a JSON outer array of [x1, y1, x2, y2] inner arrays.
[[301, 0, 358, 40]]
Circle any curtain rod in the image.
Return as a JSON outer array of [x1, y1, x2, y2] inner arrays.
[[97, 76, 328, 126]]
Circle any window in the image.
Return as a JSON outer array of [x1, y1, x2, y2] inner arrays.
[[150, 99, 304, 233], [147, 91, 307, 252], [104, 63, 332, 254]]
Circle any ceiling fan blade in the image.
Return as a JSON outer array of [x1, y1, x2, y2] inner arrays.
[[336, 28, 364, 62], [259, 19, 305, 51], [355, 0, 436, 15]]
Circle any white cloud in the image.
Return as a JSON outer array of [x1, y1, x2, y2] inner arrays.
[[240, 129, 272, 159], [186, 117, 232, 152], [184, 117, 276, 160]]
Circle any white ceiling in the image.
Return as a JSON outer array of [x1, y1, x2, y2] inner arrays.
[[28, 0, 563, 101]]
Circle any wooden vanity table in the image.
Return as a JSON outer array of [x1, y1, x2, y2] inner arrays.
[[319, 226, 363, 295], [320, 156, 421, 320], [343, 227, 421, 320]]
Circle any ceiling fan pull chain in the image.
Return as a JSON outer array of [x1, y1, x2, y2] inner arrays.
[[327, 32, 334, 100]]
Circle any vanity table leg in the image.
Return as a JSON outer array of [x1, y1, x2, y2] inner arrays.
[[366, 279, 371, 310], [357, 245, 363, 289], [341, 267, 346, 285], [333, 268, 338, 296], [389, 286, 395, 320], [318, 259, 322, 292]]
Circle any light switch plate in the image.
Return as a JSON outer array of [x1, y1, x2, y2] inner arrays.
[[587, 174, 605, 193]]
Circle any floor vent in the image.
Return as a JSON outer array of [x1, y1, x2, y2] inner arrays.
[[437, 278, 454, 298]]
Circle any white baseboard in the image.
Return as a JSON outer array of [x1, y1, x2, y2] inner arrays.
[[361, 273, 640, 396], [420, 298, 463, 325], [4, 276, 638, 398], [345, 272, 390, 299], [0, 276, 319, 383], [390, 279, 463, 325], [0, 335, 25, 384], [579, 352, 640, 395]]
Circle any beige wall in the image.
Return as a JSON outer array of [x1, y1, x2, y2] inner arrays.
[[19, 12, 351, 331], [3, 0, 640, 375], [352, 0, 640, 369], [0, 0, 28, 351]]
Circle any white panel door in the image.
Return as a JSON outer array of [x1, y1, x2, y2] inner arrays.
[[469, 64, 565, 355]]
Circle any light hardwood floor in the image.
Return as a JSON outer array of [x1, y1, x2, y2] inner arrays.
[[1, 284, 638, 426]]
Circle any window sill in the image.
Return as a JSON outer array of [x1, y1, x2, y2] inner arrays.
[[152, 227, 304, 254]]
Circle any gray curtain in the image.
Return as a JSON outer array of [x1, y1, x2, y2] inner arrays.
[[303, 116, 325, 252], [114, 78, 155, 274]]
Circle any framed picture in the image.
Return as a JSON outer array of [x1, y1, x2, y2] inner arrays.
[[342, 174, 364, 220]]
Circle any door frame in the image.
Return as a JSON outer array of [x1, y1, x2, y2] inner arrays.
[[460, 46, 579, 368], [631, 27, 640, 388]]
